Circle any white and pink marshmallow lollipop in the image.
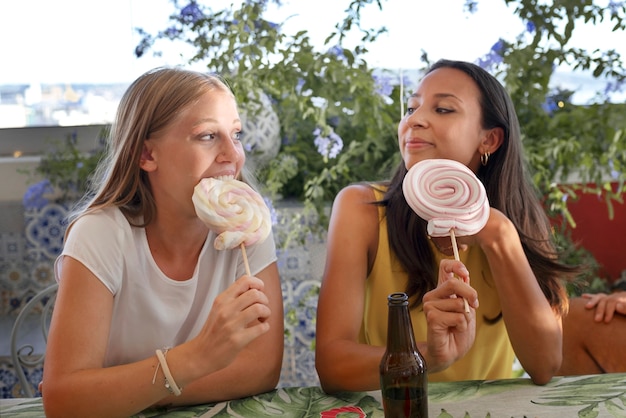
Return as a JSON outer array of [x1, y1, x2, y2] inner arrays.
[[193, 177, 272, 274], [402, 159, 489, 238], [402, 159, 490, 313]]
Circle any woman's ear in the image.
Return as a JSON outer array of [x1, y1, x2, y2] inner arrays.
[[482, 127, 504, 154], [139, 142, 157, 172]]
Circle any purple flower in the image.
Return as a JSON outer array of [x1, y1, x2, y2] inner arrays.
[[609, 1, 624, 15], [609, 160, 620, 180], [491, 39, 505, 55], [254, 19, 279, 30], [542, 98, 558, 115], [373, 74, 393, 97], [163, 26, 181, 39], [23, 179, 53, 210], [525, 20, 536, 34], [604, 79, 625, 96], [180, 1, 203, 24], [328, 45, 346, 61], [134, 33, 151, 58], [464, 0, 478, 13], [313, 128, 343, 160], [327, 132, 343, 158], [263, 196, 278, 226], [295, 78, 305, 94], [477, 39, 505, 69]]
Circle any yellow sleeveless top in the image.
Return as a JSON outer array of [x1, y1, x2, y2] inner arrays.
[[358, 188, 514, 382]]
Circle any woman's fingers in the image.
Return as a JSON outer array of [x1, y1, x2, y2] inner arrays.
[[582, 292, 624, 323], [438, 258, 470, 284], [430, 260, 479, 310], [213, 275, 270, 322], [194, 275, 272, 371], [424, 299, 474, 332], [422, 258, 479, 371], [232, 274, 266, 296], [234, 282, 271, 318], [423, 285, 477, 370]]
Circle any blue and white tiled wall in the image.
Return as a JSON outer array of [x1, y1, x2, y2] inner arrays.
[[0, 203, 326, 397], [1, 204, 67, 318]]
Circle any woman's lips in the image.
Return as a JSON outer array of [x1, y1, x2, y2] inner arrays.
[[404, 138, 432, 150]]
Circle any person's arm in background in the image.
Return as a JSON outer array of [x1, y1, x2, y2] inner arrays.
[[558, 286, 626, 376], [580, 290, 626, 323]]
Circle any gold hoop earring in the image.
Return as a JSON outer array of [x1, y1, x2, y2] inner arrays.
[[480, 151, 490, 166]]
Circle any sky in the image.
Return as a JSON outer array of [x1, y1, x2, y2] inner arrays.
[[0, 0, 624, 101]]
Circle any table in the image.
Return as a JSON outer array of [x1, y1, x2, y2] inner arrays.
[[2, 373, 625, 417]]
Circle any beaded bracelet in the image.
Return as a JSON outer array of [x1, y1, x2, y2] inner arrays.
[[152, 348, 183, 396]]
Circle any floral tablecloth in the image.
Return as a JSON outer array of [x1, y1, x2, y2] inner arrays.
[[2, 373, 626, 417]]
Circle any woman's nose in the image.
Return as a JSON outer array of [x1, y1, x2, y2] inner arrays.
[[217, 137, 242, 162], [406, 108, 428, 128]]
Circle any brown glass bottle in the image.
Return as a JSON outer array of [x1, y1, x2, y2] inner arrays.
[[379, 292, 428, 418]]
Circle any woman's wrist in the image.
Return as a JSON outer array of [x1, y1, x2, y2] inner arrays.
[[476, 213, 516, 255]]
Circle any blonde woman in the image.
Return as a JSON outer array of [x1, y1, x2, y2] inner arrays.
[[42, 67, 283, 417]]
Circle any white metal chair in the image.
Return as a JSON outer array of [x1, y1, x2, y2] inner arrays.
[[10, 283, 58, 397]]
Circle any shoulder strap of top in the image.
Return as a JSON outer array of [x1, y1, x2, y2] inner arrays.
[[370, 184, 387, 222]]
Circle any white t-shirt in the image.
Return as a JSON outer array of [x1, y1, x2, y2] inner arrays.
[[55, 207, 277, 367]]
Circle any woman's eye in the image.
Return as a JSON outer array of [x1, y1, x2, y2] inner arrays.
[[200, 133, 216, 141], [233, 131, 243, 141], [406, 107, 415, 115], [436, 107, 453, 114]]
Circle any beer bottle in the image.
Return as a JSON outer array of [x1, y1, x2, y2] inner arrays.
[[379, 292, 428, 417]]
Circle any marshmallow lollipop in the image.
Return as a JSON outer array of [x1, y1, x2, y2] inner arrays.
[[193, 177, 272, 275], [402, 159, 489, 237], [402, 159, 490, 313]]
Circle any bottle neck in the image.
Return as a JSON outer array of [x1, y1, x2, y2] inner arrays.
[[386, 304, 417, 352]]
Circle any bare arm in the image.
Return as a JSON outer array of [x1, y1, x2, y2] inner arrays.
[[43, 257, 282, 418], [472, 208, 562, 385], [167, 261, 283, 405], [315, 185, 384, 393], [315, 185, 478, 393]]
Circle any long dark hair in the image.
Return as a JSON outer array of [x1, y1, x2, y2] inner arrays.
[[378, 59, 578, 315]]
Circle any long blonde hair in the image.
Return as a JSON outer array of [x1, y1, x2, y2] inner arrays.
[[68, 67, 234, 229]]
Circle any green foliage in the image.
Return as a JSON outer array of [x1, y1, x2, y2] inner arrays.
[[21, 129, 107, 204], [484, 0, 626, 287], [134, 0, 625, 285], [553, 225, 610, 297], [488, 0, 626, 223], [135, 0, 401, 226]]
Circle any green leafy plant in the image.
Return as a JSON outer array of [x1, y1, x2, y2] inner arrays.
[[481, 0, 626, 224], [130, 1, 626, 287], [20, 129, 107, 208], [135, 0, 401, 231]]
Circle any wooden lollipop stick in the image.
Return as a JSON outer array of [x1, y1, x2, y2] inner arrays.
[[449, 228, 470, 314], [241, 243, 251, 276]]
